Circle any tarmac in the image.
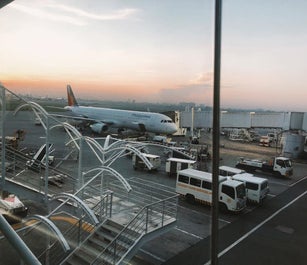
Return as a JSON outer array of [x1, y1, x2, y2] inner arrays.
[[1, 111, 307, 265], [164, 176, 307, 265]]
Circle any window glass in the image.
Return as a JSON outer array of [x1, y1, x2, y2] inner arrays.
[[190, 177, 201, 187], [178, 175, 189, 184], [202, 181, 212, 190], [222, 185, 235, 199], [261, 181, 268, 190], [246, 182, 258, 191]]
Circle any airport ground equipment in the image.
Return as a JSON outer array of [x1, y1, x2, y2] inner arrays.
[[219, 165, 245, 177], [176, 168, 246, 212], [166, 157, 196, 177], [235, 156, 293, 177], [0, 190, 28, 223], [26, 143, 54, 172], [230, 173, 270, 204], [132, 153, 161, 171]]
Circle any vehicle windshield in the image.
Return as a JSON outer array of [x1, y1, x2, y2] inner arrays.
[[284, 159, 292, 167], [236, 184, 246, 199]]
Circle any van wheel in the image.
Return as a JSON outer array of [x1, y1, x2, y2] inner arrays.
[[219, 203, 228, 213], [186, 194, 195, 204]]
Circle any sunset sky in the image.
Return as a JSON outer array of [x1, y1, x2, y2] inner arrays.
[[1, 0, 307, 111]]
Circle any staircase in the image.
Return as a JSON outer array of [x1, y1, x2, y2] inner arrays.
[[63, 219, 140, 265]]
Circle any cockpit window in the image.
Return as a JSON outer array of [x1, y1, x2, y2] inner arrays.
[[161, 119, 173, 123]]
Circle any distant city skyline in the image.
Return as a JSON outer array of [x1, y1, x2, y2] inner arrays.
[[1, 0, 307, 111]]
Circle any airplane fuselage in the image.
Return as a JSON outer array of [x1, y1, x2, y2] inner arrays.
[[69, 106, 177, 135]]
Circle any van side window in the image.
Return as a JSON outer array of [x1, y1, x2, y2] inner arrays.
[[178, 175, 189, 184], [190, 177, 201, 187], [222, 185, 235, 199], [202, 181, 212, 190], [246, 182, 258, 191]]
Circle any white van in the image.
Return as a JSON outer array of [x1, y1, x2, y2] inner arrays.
[[166, 157, 196, 177], [219, 165, 245, 177], [176, 168, 246, 212], [231, 173, 270, 204]]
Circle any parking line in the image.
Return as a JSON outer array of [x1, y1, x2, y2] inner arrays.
[[204, 190, 307, 265], [139, 249, 166, 263], [290, 176, 307, 187], [175, 227, 203, 240]]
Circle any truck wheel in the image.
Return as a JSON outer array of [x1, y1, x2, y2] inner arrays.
[[186, 194, 195, 204], [133, 166, 137, 170], [219, 203, 228, 213]]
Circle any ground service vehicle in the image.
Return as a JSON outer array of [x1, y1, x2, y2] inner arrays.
[[235, 156, 293, 177], [166, 157, 196, 176], [231, 173, 270, 204], [176, 168, 246, 212], [132, 153, 161, 171], [26, 144, 54, 172], [0, 190, 28, 223], [219, 165, 245, 177]]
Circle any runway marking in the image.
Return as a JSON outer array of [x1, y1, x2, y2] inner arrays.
[[290, 176, 307, 187], [267, 193, 276, 198], [15, 169, 26, 178], [204, 190, 307, 265], [139, 249, 166, 262], [175, 227, 203, 240]]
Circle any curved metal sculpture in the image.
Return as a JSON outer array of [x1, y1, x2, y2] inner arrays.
[[49, 192, 99, 225], [83, 166, 132, 193], [25, 214, 70, 252]]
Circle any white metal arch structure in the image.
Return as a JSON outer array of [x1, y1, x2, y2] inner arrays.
[[83, 166, 131, 193], [50, 122, 82, 151], [25, 214, 70, 252], [49, 192, 99, 225], [104, 144, 154, 169], [13, 101, 49, 131]]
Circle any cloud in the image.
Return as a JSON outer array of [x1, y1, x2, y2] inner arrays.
[[10, 3, 86, 26], [189, 72, 213, 85], [10, 3, 140, 26], [154, 72, 215, 103], [47, 4, 140, 21]]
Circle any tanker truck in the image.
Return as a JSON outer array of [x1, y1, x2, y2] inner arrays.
[[235, 156, 293, 177]]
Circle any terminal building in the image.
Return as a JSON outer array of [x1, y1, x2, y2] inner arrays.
[[177, 108, 307, 158]]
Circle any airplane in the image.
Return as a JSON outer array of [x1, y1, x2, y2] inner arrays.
[[64, 85, 178, 135]]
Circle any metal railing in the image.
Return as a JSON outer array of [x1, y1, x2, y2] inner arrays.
[[91, 194, 178, 265]]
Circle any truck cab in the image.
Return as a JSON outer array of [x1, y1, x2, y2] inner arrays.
[[272, 157, 293, 177]]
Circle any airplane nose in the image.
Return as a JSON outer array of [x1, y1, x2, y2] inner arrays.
[[169, 124, 178, 134]]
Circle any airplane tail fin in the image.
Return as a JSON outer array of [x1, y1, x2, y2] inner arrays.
[[67, 85, 79, 107]]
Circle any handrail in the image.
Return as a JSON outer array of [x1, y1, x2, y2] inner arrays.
[[91, 194, 178, 265]]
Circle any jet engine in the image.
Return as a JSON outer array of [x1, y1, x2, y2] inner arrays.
[[90, 123, 108, 134]]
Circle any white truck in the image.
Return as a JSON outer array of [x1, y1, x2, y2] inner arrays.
[[166, 157, 196, 177], [235, 156, 293, 177], [176, 168, 246, 212], [132, 153, 161, 171], [0, 190, 28, 223]]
